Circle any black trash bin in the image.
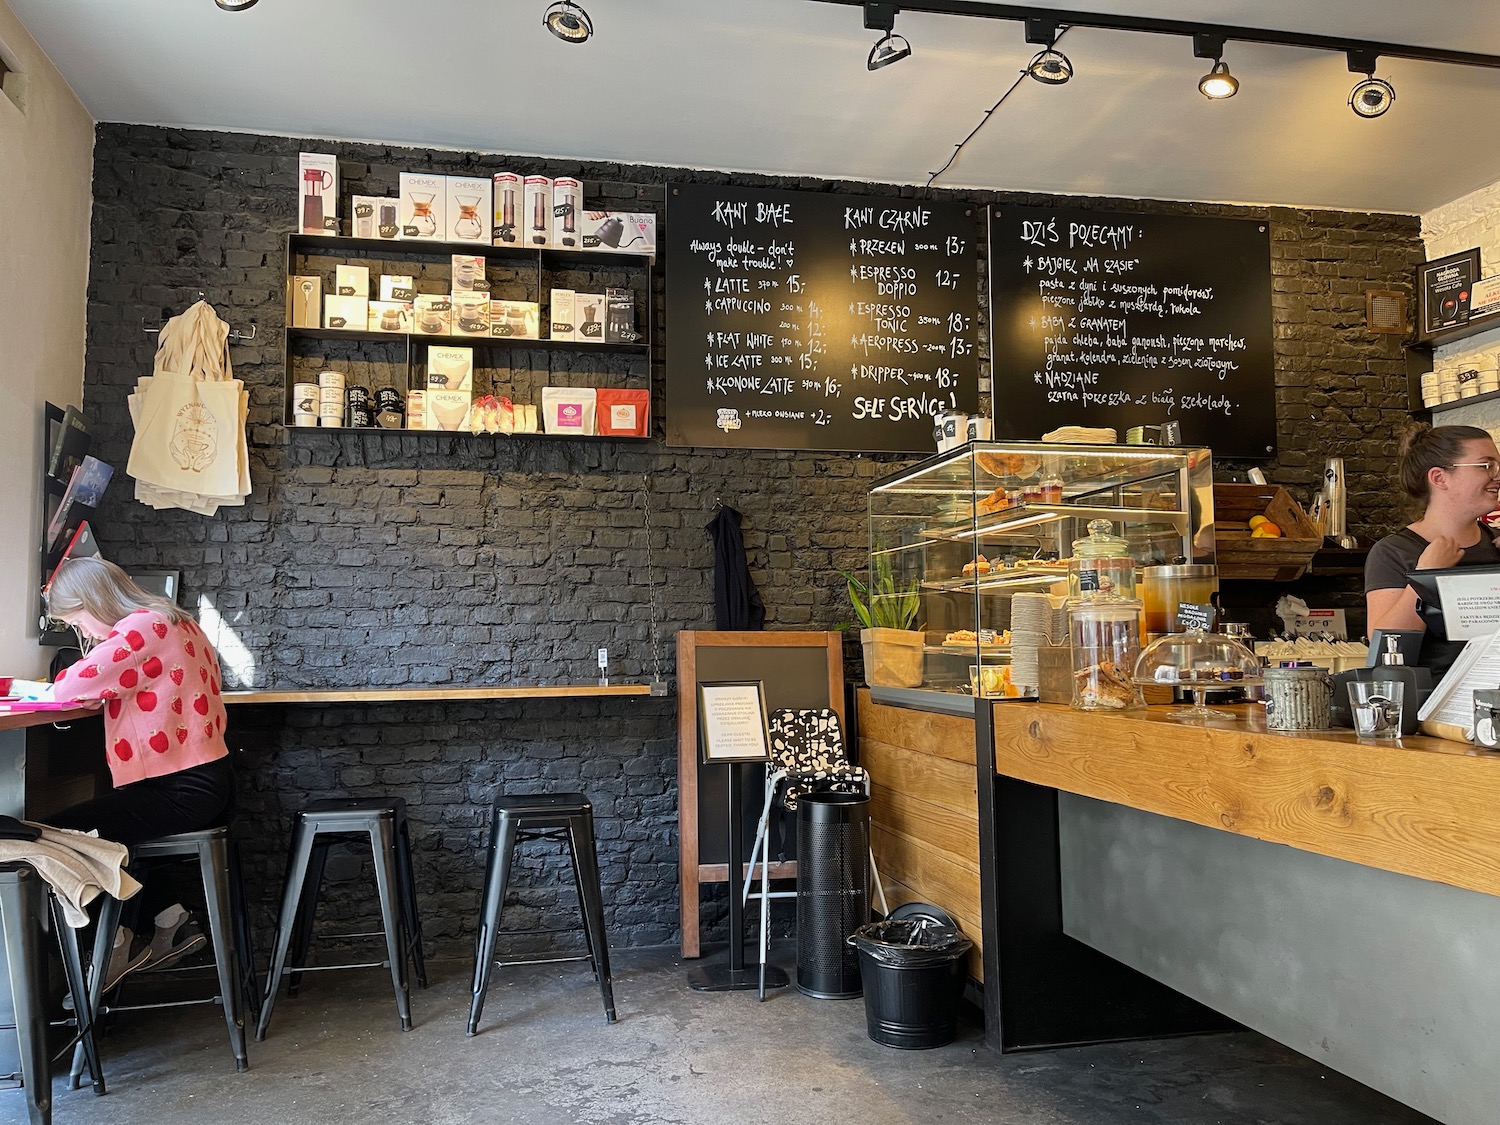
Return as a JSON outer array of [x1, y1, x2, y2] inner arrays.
[[852, 913, 973, 1049], [795, 791, 870, 999]]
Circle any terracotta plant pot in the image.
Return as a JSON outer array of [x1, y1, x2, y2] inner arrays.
[[861, 627, 925, 688]]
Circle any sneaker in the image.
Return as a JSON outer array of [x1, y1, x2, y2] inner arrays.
[[102, 927, 153, 992], [149, 914, 207, 972]]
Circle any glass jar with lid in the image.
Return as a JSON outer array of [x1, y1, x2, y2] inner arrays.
[[1068, 519, 1136, 603], [1069, 600, 1146, 711]]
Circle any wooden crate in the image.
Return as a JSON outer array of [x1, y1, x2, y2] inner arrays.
[[1212, 483, 1322, 581]]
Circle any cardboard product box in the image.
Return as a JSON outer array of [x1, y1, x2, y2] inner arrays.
[[367, 300, 413, 334], [399, 172, 447, 242], [523, 175, 553, 247], [298, 152, 338, 235], [427, 344, 474, 392], [380, 274, 415, 302], [425, 388, 473, 433], [552, 176, 584, 249], [492, 171, 523, 245], [451, 291, 492, 337], [413, 293, 452, 336], [604, 287, 638, 343], [548, 288, 576, 341], [352, 196, 400, 240], [323, 295, 368, 331], [573, 292, 606, 341], [580, 211, 657, 255], [335, 264, 369, 298], [491, 300, 540, 339], [450, 254, 489, 293], [446, 176, 492, 246], [287, 276, 322, 328]]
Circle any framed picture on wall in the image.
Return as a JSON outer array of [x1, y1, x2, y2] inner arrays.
[[1417, 247, 1482, 338], [696, 680, 771, 764]]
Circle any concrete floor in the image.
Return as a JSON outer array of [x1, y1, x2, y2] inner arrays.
[[28, 946, 1436, 1125]]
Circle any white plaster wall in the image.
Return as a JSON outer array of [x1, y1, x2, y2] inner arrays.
[[0, 0, 94, 677]]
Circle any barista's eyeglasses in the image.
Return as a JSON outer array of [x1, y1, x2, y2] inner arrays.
[[1449, 459, 1500, 475]]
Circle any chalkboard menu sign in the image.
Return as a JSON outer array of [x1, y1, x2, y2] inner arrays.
[[666, 183, 980, 452], [989, 206, 1275, 459]]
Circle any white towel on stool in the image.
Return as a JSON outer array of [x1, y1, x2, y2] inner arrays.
[[0, 824, 142, 927]]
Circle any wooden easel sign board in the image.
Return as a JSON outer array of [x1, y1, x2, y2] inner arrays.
[[677, 630, 845, 958]]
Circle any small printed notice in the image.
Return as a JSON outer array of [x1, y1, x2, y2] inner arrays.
[[697, 681, 771, 764], [1433, 569, 1500, 640], [1177, 602, 1216, 632]]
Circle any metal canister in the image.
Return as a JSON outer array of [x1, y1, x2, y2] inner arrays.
[[1262, 662, 1333, 731]]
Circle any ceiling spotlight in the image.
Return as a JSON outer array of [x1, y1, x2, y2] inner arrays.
[[543, 1, 592, 43], [863, 3, 911, 70], [1026, 48, 1073, 84], [213, 0, 258, 9], [1023, 17, 1071, 85], [869, 33, 912, 70], [1349, 74, 1394, 118], [1198, 60, 1239, 99]]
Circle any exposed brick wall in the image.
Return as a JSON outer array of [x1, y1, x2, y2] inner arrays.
[[82, 125, 1422, 951]]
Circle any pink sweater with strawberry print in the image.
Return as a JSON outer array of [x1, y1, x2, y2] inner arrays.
[[52, 609, 229, 787]]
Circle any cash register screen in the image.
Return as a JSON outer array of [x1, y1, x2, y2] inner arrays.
[[1404, 564, 1500, 641]]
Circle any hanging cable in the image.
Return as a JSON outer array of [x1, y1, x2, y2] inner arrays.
[[927, 26, 1072, 187]]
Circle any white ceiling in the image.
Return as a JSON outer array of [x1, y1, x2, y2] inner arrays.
[[10, 0, 1500, 214]]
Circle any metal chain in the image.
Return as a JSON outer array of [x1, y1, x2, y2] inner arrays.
[[640, 474, 665, 688]]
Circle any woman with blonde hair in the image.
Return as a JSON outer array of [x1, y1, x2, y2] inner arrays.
[[46, 556, 232, 987]]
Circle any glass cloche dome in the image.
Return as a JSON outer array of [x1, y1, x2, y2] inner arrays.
[[1133, 626, 1263, 721]]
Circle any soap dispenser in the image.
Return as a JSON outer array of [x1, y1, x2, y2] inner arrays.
[[1372, 634, 1420, 736]]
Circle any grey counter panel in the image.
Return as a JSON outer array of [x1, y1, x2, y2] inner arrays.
[[1059, 791, 1497, 1125]]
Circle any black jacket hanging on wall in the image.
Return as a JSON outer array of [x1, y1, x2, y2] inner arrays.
[[707, 506, 765, 630]]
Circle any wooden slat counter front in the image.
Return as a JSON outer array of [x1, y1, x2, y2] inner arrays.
[[994, 702, 1500, 897]]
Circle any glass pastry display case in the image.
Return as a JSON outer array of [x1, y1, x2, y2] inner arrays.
[[865, 440, 1216, 714]]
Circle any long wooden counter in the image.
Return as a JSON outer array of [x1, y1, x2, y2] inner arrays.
[[993, 702, 1500, 897]]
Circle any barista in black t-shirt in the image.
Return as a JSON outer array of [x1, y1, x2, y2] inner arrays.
[[1365, 423, 1500, 670]]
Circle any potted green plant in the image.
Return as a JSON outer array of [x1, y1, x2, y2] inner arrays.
[[842, 554, 925, 688]]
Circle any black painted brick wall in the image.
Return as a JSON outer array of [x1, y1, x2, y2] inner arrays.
[[81, 124, 1422, 952]]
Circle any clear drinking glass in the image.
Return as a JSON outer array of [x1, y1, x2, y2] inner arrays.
[[1348, 679, 1403, 739]]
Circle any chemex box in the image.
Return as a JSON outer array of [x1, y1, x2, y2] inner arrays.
[[298, 152, 338, 236], [446, 176, 492, 246], [399, 172, 447, 242], [427, 344, 474, 392], [492, 171, 523, 245]]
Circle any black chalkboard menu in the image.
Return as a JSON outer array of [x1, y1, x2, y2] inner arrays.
[[989, 206, 1275, 459], [666, 183, 980, 452]]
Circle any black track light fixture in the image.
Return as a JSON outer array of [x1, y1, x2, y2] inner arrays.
[[543, 1, 593, 43], [1193, 32, 1239, 99], [214, 0, 258, 10], [864, 3, 912, 70], [1023, 17, 1072, 85], [1347, 49, 1395, 118]]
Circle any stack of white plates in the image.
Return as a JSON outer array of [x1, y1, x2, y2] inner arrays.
[[1041, 426, 1117, 444]]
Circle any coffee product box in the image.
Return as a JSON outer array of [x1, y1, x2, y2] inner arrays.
[[492, 171, 523, 245], [523, 175, 553, 247], [367, 300, 412, 334], [446, 176, 493, 246], [451, 291, 492, 337], [450, 254, 488, 294], [380, 274, 415, 302], [573, 292, 606, 341], [352, 196, 400, 240], [323, 295, 367, 331], [287, 276, 322, 328], [399, 172, 447, 242], [548, 288, 576, 341], [580, 211, 657, 254], [425, 389, 473, 433], [298, 152, 338, 235], [491, 300, 540, 339], [427, 344, 474, 392], [335, 264, 369, 298], [552, 176, 584, 249], [604, 287, 638, 343], [413, 293, 452, 336]]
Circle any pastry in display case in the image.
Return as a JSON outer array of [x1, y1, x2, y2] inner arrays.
[[864, 440, 1216, 714]]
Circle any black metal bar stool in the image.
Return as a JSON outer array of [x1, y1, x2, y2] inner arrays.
[[71, 824, 257, 1083], [467, 792, 616, 1036], [0, 862, 106, 1125], [257, 797, 426, 1039]]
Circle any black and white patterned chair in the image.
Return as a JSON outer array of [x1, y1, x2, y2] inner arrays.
[[741, 708, 887, 996]]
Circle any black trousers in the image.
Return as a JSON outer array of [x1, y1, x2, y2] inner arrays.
[[47, 757, 235, 920]]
